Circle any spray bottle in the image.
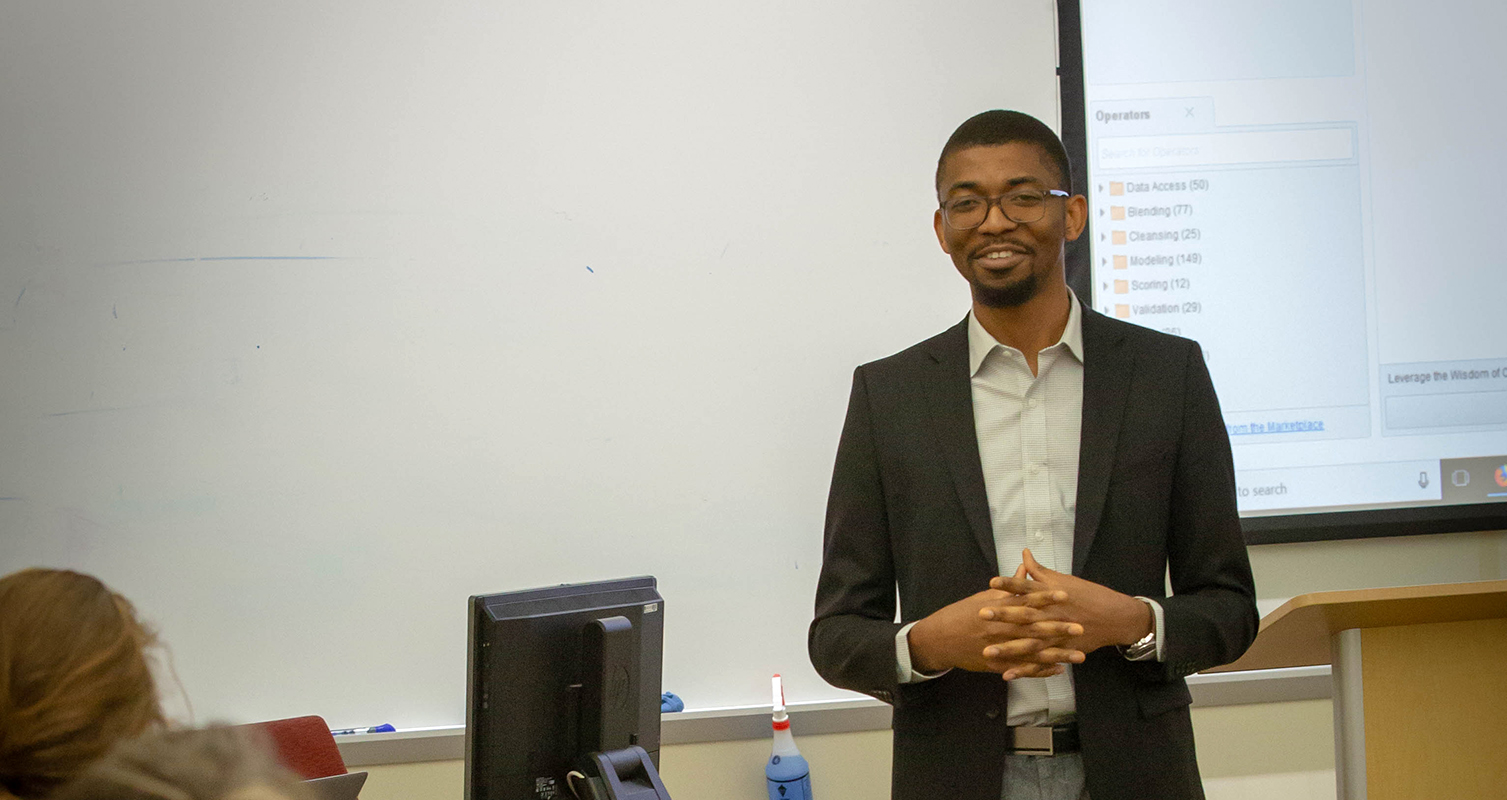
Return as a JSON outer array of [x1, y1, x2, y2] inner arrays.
[[765, 674, 813, 800]]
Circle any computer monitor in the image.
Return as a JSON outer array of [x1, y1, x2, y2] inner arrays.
[[465, 576, 669, 800]]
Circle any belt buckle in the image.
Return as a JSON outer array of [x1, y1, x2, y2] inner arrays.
[[1012, 725, 1054, 756]]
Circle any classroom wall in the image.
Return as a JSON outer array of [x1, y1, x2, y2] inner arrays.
[[1249, 528, 1505, 608]]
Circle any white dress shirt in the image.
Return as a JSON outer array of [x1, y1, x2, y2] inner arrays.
[[895, 292, 1164, 726]]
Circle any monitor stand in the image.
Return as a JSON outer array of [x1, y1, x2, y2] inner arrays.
[[576, 746, 672, 800]]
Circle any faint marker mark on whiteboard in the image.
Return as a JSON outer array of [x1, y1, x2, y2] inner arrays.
[[45, 406, 148, 418], [586, 266, 594, 273], [95, 256, 343, 268], [13, 286, 24, 308], [199, 256, 339, 262]]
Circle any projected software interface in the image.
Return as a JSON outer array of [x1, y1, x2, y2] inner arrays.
[[1079, 0, 1507, 515]]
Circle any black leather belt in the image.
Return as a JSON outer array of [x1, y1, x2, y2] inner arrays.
[[1005, 723, 1080, 756]]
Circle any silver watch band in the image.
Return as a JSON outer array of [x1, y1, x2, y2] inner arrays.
[[1118, 598, 1158, 661]]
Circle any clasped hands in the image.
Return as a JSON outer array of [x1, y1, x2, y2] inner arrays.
[[907, 549, 1152, 681]]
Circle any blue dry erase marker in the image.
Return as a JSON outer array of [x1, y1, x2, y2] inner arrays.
[[765, 675, 812, 800], [330, 724, 396, 735]]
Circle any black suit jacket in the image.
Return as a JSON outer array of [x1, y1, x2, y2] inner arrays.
[[809, 309, 1257, 800]]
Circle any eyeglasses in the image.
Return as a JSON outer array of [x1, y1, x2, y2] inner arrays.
[[940, 188, 1070, 229]]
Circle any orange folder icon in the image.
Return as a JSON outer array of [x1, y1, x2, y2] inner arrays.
[[1114, 280, 1129, 294], [1109, 181, 1124, 196], [1113, 255, 1127, 269], [1114, 304, 1130, 319], [1112, 231, 1127, 245], [1110, 206, 1126, 220]]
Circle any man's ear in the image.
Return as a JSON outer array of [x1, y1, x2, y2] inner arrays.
[[934, 208, 952, 254], [1063, 194, 1088, 242]]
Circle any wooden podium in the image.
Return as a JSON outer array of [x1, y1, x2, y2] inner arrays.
[[1205, 580, 1507, 799]]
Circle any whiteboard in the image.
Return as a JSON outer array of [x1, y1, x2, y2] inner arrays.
[[0, 0, 1059, 728]]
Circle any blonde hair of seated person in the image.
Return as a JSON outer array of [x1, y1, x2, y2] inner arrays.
[[0, 568, 165, 799], [52, 727, 317, 800]]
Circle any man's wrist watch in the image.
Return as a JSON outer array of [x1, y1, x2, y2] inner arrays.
[[1117, 598, 1157, 661]]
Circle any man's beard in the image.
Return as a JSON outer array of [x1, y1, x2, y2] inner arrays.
[[971, 267, 1040, 308]]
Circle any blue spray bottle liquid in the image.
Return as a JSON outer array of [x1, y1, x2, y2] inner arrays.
[[766, 674, 813, 800]]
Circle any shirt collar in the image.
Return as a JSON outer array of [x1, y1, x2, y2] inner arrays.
[[967, 289, 1085, 377]]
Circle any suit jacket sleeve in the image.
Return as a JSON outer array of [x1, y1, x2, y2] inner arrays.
[[808, 366, 904, 702], [1156, 341, 1259, 681]]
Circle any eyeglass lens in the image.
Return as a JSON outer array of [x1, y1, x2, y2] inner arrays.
[[944, 191, 1052, 229]]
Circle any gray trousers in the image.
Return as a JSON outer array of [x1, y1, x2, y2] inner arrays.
[[1001, 754, 1089, 800]]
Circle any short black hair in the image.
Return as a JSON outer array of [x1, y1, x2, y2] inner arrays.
[[936, 110, 1072, 194]]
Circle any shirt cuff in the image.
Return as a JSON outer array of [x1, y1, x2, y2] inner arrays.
[[1127, 596, 1166, 662], [895, 621, 951, 684]]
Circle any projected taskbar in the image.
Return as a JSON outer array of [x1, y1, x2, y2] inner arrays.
[[1236, 455, 1507, 517]]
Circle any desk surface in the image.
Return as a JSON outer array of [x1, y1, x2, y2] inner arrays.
[[1206, 579, 1507, 673]]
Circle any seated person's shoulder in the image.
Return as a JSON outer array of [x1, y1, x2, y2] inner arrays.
[[55, 727, 319, 800]]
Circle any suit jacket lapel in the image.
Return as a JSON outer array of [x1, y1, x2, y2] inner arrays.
[[923, 318, 998, 576], [1073, 310, 1133, 574]]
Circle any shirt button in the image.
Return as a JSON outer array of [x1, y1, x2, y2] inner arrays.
[[1034, 531, 1045, 542], [1029, 464, 1041, 475], [1027, 398, 1039, 409]]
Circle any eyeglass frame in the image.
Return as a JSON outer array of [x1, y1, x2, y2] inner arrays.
[[939, 188, 1072, 230]]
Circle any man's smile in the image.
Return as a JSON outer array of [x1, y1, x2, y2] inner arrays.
[[972, 243, 1032, 271]]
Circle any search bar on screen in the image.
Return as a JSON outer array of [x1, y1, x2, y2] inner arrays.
[[1097, 128, 1354, 170]]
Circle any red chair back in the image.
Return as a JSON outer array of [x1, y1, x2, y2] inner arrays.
[[243, 715, 348, 780]]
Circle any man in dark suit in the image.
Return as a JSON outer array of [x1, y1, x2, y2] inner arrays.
[[809, 110, 1257, 800]]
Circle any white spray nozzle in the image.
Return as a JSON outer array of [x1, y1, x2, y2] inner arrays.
[[771, 674, 788, 722]]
